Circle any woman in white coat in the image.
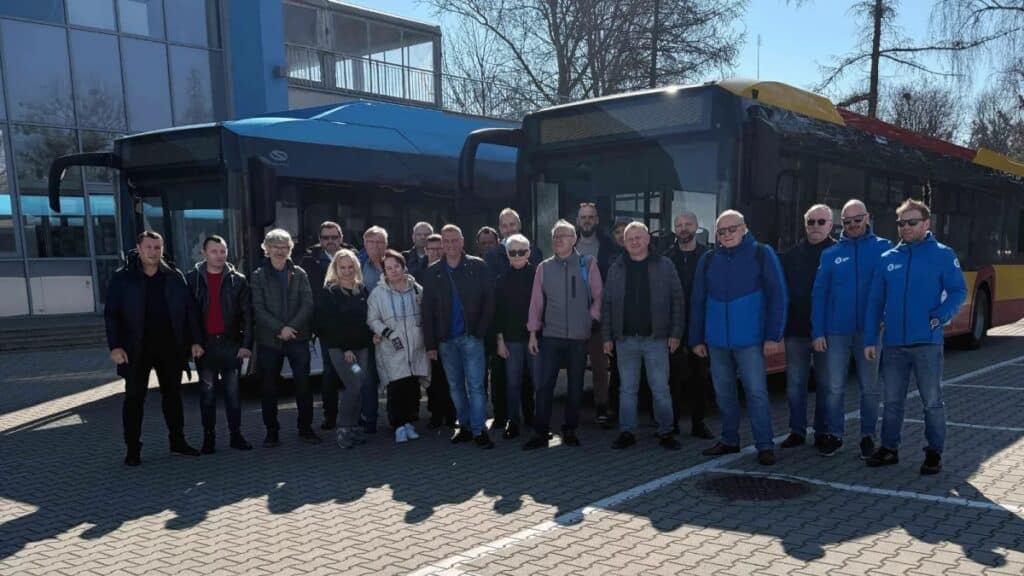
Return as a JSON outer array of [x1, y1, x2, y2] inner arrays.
[[367, 249, 429, 443]]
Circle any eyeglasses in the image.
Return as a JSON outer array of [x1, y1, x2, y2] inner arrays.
[[553, 233, 575, 240], [320, 235, 341, 241], [578, 202, 596, 208], [716, 224, 742, 236], [841, 214, 867, 225], [507, 249, 529, 257], [896, 218, 924, 228], [806, 218, 830, 227]]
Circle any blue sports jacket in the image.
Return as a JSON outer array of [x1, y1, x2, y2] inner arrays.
[[864, 233, 967, 347], [689, 232, 788, 349], [811, 228, 892, 338]]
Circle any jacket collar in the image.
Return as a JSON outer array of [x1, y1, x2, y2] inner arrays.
[[839, 224, 876, 244]]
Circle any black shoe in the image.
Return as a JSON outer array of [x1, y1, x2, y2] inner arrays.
[[363, 422, 378, 434], [450, 427, 473, 444], [758, 450, 776, 466], [170, 439, 200, 457], [658, 434, 682, 451], [124, 443, 142, 467], [201, 433, 216, 455], [522, 434, 549, 450], [596, 405, 612, 429], [503, 421, 520, 440], [475, 433, 494, 449], [298, 428, 322, 444], [818, 435, 843, 457], [866, 447, 899, 467], [814, 434, 827, 449], [612, 431, 637, 449], [561, 429, 581, 447], [263, 429, 280, 448], [859, 436, 875, 460], [671, 424, 681, 436], [691, 422, 714, 439], [230, 434, 253, 451], [702, 442, 740, 456], [780, 433, 805, 449], [428, 416, 444, 429], [920, 450, 942, 475], [320, 421, 336, 431]]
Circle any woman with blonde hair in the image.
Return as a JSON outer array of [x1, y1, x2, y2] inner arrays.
[[316, 248, 373, 448]]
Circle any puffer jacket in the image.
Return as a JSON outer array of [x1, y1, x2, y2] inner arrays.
[[367, 274, 429, 383], [811, 228, 892, 338], [864, 233, 967, 347]]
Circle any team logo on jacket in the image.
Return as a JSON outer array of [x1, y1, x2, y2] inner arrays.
[[834, 256, 850, 265], [953, 258, 960, 269], [887, 263, 903, 272]]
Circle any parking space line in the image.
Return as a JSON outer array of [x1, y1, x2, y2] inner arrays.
[[702, 467, 1024, 515], [904, 418, 1024, 433], [407, 354, 1024, 575], [944, 383, 1023, 391]]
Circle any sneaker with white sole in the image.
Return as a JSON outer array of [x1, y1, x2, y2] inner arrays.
[[395, 426, 409, 443], [336, 427, 355, 449], [404, 423, 420, 440]]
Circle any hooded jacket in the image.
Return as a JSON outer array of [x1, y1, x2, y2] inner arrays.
[[185, 261, 253, 349], [367, 274, 429, 382], [104, 249, 200, 376], [688, 232, 787, 349], [811, 228, 892, 338], [864, 232, 967, 347]]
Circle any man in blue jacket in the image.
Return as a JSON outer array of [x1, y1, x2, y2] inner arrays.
[[811, 199, 893, 458], [690, 210, 787, 465], [863, 199, 966, 475]]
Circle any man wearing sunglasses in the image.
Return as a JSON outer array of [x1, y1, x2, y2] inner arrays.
[[811, 200, 893, 458], [779, 205, 836, 453], [689, 210, 787, 466], [863, 199, 966, 475]]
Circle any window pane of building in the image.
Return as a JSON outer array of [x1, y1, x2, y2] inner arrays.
[[368, 22, 402, 63], [169, 46, 225, 125], [404, 31, 434, 70], [118, 0, 163, 39], [2, 20, 74, 126], [166, 0, 219, 48], [70, 31, 126, 131], [331, 14, 367, 55], [284, 3, 317, 46], [0, 1, 64, 23], [67, 0, 116, 30], [121, 38, 172, 132], [81, 130, 119, 255], [0, 127, 14, 254], [13, 125, 87, 257]]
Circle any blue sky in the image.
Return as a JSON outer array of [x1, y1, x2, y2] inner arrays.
[[352, 0, 998, 99]]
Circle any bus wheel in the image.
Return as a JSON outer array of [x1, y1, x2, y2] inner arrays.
[[965, 289, 990, 350]]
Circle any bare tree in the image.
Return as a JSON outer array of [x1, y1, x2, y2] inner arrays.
[[968, 86, 1024, 158], [428, 0, 746, 107], [932, 1, 1024, 103], [878, 79, 962, 140]]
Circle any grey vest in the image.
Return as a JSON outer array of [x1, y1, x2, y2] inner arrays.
[[540, 253, 593, 340]]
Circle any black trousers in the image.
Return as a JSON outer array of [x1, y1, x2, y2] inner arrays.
[[258, 341, 313, 431], [387, 376, 421, 428], [428, 359, 456, 425], [669, 346, 710, 427], [123, 347, 185, 448]]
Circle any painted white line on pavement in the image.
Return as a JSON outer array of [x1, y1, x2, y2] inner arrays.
[[407, 352, 1024, 576], [702, 467, 1024, 516], [904, 418, 1024, 433], [944, 383, 1023, 391]]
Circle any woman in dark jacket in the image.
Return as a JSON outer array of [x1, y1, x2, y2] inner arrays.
[[316, 249, 373, 448], [495, 234, 538, 440]]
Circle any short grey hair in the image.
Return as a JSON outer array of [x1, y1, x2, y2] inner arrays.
[[551, 219, 576, 238], [261, 228, 294, 250], [440, 224, 463, 238], [499, 207, 521, 222], [842, 199, 867, 214], [363, 225, 389, 243], [804, 204, 833, 219], [412, 221, 434, 234], [715, 210, 745, 227], [505, 233, 530, 250], [623, 221, 649, 236]]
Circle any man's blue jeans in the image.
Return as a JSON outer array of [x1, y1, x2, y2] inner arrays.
[[616, 337, 674, 436], [785, 337, 828, 438], [503, 341, 536, 427], [881, 344, 945, 454], [708, 345, 774, 451], [439, 335, 488, 435], [197, 337, 242, 434], [535, 337, 587, 436], [825, 332, 881, 440]]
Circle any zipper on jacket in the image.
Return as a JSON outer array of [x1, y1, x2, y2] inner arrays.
[[902, 246, 913, 343], [854, 240, 860, 327], [724, 253, 731, 347], [564, 260, 569, 339]]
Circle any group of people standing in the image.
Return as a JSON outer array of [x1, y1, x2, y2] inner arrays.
[[104, 197, 964, 476]]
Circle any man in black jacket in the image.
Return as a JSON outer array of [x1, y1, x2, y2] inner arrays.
[[185, 235, 254, 454], [780, 204, 836, 450], [105, 231, 202, 466], [664, 211, 714, 438], [421, 224, 496, 448]]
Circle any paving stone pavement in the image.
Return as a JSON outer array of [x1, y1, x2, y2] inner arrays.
[[2, 322, 1023, 575]]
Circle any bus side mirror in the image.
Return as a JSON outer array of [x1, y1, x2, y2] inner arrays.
[[48, 152, 121, 212], [249, 157, 277, 228], [458, 127, 524, 197]]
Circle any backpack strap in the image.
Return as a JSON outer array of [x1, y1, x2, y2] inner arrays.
[[579, 254, 593, 306]]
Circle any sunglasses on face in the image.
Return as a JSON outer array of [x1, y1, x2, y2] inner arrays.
[[320, 235, 341, 241], [716, 224, 742, 236], [806, 218, 830, 227], [507, 249, 529, 257], [896, 218, 924, 228], [841, 214, 867, 225]]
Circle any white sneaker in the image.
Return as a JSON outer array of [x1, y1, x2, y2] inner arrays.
[[395, 426, 409, 443], [404, 423, 420, 440]]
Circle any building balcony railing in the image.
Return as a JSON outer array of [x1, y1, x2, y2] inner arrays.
[[285, 43, 546, 121]]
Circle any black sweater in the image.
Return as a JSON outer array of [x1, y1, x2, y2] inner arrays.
[[781, 237, 836, 338], [495, 263, 536, 342], [315, 283, 373, 351]]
